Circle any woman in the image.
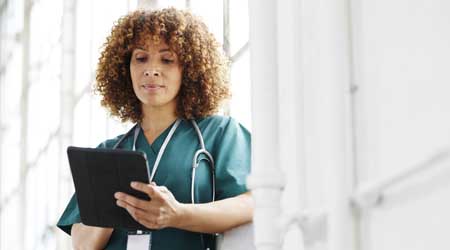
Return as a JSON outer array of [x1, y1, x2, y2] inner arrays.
[[57, 7, 253, 250]]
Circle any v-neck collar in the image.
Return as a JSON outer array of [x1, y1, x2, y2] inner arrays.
[[136, 119, 180, 155]]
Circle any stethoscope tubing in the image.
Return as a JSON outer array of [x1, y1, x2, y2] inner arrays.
[[113, 119, 216, 250], [113, 119, 216, 204]]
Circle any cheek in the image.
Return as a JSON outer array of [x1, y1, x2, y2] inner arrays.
[[130, 65, 141, 84], [165, 68, 182, 89], [173, 68, 183, 88]]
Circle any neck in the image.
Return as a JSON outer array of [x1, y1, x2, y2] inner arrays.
[[140, 103, 178, 135]]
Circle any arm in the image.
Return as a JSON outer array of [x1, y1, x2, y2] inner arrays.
[[178, 191, 253, 233], [71, 223, 113, 250], [115, 182, 253, 233]]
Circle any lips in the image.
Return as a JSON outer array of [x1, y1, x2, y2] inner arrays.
[[141, 83, 165, 91]]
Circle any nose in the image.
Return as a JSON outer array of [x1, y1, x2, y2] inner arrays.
[[144, 70, 160, 77]]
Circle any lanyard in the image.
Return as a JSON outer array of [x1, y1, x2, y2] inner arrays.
[[126, 119, 182, 250], [125, 118, 214, 250], [133, 119, 181, 182]]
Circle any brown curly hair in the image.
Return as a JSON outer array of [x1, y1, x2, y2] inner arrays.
[[95, 7, 230, 123]]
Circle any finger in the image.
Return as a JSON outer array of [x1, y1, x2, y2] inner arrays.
[[124, 202, 170, 230], [116, 193, 164, 216], [131, 182, 164, 200], [157, 185, 169, 194], [116, 200, 161, 228], [116, 200, 145, 221], [114, 192, 148, 210], [130, 182, 154, 196]]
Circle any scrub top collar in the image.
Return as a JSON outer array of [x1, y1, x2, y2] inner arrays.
[[136, 119, 182, 155]]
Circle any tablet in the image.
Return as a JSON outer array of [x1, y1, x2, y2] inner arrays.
[[67, 146, 151, 230]]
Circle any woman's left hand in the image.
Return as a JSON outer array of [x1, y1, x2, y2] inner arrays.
[[114, 182, 184, 230]]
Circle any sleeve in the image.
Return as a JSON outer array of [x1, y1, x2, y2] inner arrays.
[[56, 194, 81, 235], [213, 117, 252, 200], [56, 138, 120, 235]]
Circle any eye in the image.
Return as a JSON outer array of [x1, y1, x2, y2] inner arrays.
[[135, 56, 147, 63], [162, 58, 174, 64]]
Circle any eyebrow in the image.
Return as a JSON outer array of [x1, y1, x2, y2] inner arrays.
[[135, 47, 172, 54]]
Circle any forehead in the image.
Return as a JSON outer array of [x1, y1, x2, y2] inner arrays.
[[133, 33, 170, 52]]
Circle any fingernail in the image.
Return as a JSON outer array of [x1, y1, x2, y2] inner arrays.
[[131, 182, 137, 187]]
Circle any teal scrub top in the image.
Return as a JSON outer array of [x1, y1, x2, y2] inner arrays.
[[57, 115, 251, 250]]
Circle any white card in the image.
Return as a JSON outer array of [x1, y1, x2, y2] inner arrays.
[[127, 233, 151, 250]]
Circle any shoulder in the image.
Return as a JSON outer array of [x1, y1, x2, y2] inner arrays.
[[197, 115, 249, 131], [96, 133, 128, 149], [195, 115, 251, 141], [196, 115, 230, 129]]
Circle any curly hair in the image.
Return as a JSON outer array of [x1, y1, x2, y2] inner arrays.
[[95, 7, 230, 123]]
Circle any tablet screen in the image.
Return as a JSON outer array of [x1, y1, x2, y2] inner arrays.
[[67, 146, 151, 230]]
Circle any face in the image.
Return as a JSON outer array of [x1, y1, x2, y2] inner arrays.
[[130, 39, 182, 112]]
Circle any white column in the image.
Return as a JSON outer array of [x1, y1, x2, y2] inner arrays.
[[276, 0, 309, 249], [138, 0, 160, 10], [318, 0, 358, 250], [19, 0, 31, 249], [222, 0, 231, 115], [0, 5, 5, 249], [57, 0, 76, 249], [247, 1, 285, 250]]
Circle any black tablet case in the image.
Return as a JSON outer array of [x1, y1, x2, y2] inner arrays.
[[67, 146, 151, 230]]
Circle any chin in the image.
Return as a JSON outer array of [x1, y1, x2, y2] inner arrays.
[[141, 99, 169, 108]]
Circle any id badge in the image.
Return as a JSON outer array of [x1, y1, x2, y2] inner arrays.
[[127, 230, 152, 250]]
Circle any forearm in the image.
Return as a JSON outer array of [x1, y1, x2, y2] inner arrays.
[[176, 192, 253, 234], [71, 223, 113, 250]]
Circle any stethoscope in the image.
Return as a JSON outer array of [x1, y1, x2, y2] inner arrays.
[[112, 119, 216, 205], [113, 119, 215, 249]]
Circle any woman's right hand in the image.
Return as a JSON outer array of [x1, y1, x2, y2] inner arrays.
[[71, 223, 113, 250]]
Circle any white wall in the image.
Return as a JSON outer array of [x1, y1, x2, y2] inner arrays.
[[249, 0, 450, 250], [352, 0, 450, 249]]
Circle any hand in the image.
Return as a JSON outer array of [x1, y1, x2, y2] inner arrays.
[[71, 223, 113, 250], [114, 182, 184, 230]]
